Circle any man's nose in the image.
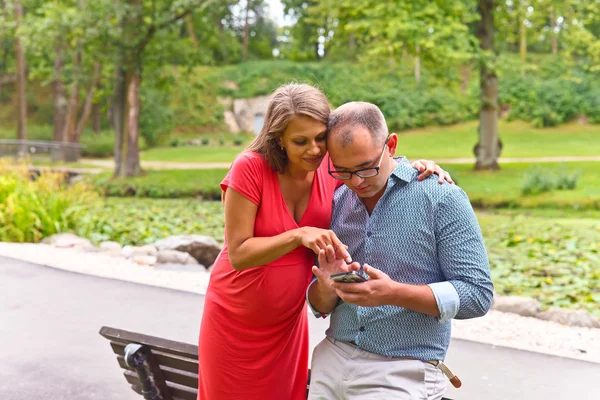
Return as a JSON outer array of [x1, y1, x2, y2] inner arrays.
[[351, 174, 364, 186]]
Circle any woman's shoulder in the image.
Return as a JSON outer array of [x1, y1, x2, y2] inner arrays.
[[232, 151, 270, 171]]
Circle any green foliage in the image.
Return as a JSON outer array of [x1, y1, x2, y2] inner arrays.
[[76, 198, 225, 246], [446, 162, 599, 210], [88, 169, 226, 199], [521, 167, 580, 196], [139, 85, 174, 147], [480, 213, 600, 317], [0, 162, 97, 242]]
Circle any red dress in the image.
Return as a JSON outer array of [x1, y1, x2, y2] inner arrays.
[[198, 152, 338, 400]]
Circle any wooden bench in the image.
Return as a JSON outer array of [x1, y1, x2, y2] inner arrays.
[[100, 326, 453, 400]]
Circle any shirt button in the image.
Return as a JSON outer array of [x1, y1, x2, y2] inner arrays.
[[359, 326, 365, 332], [366, 231, 372, 237]]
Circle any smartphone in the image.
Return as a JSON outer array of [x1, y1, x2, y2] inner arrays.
[[330, 271, 367, 283]]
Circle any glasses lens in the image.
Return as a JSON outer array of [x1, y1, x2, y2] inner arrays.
[[330, 171, 352, 180], [356, 168, 379, 178]]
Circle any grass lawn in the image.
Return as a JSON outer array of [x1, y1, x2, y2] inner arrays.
[[88, 168, 228, 199], [138, 120, 600, 163], [141, 146, 245, 163], [397, 120, 600, 159], [445, 162, 600, 209], [88, 162, 600, 211]]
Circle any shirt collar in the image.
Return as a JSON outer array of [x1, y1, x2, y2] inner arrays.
[[389, 157, 417, 184]]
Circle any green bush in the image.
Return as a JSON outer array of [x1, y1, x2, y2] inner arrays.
[[522, 167, 580, 195], [0, 162, 97, 242]]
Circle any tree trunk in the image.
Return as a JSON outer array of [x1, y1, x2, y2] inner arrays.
[[414, 45, 421, 84], [91, 101, 102, 133], [242, 0, 250, 60], [519, 11, 527, 63], [52, 48, 68, 161], [123, 69, 141, 177], [69, 63, 102, 161], [62, 48, 82, 161], [475, 0, 501, 171], [14, 0, 27, 149], [348, 32, 356, 60], [461, 64, 471, 93], [185, 14, 199, 49], [112, 65, 126, 177], [550, 9, 558, 54]]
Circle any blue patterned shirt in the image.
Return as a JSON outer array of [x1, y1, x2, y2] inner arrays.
[[308, 158, 493, 361]]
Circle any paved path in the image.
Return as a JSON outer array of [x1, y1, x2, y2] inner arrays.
[[78, 155, 600, 171], [1, 257, 599, 400]]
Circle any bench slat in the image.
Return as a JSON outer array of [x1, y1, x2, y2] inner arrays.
[[124, 371, 197, 400], [100, 326, 198, 359], [110, 342, 198, 375], [117, 356, 198, 389]]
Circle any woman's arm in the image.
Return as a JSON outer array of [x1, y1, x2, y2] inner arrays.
[[225, 188, 350, 271]]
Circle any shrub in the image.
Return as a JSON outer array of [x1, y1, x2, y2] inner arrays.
[[0, 162, 97, 242], [522, 166, 580, 195]]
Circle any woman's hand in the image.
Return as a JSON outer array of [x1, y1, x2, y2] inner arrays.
[[411, 159, 454, 184], [298, 227, 351, 263], [312, 245, 360, 294]]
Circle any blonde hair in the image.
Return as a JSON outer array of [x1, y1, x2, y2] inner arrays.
[[245, 83, 330, 173]]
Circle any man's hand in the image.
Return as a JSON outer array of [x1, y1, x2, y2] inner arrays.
[[332, 264, 398, 307]]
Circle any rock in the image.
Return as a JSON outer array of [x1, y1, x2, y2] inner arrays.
[[121, 245, 158, 259], [42, 233, 92, 249], [233, 96, 270, 132], [100, 241, 121, 251], [157, 250, 199, 265], [224, 111, 241, 133], [132, 255, 157, 266], [492, 295, 541, 317], [154, 235, 221, 268], [222, 80, 239, 91], [536, 308, 600, 329], [217, 96, 233, 109]]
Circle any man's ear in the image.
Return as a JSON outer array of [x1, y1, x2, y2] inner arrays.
[[387, 133, 398, 156]]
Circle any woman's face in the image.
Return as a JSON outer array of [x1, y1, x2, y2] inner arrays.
[[280, 116, 327, 173]]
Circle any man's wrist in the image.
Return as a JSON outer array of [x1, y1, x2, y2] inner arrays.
[[389, 281, 409, 307]]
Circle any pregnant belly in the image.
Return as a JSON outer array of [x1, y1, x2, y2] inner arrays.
[[210, 258, 313, 328]]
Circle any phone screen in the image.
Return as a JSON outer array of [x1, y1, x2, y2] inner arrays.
[[330, 271, 367, 283]]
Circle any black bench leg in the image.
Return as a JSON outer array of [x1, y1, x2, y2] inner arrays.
[[125, 343, 173, 400]]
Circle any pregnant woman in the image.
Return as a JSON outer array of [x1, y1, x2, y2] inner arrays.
[[198, 83, 452, 400]]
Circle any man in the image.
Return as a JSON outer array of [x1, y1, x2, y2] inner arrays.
[[307, 102, 494, 400]]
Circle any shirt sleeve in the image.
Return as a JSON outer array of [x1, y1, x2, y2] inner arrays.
[[434, 188, 494, 320], [220, 152, 264, 205]]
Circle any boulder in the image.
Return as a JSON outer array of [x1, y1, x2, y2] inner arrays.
[[536, 308, 600, 329], [100, 241, 122, 251], [121, 245, 158, 259], [157, 250, 199, 265], [492, 295, 541, 317], [42, 233, 92, 249], [132, 255, 157, 267], [154, 235, 221, 268]]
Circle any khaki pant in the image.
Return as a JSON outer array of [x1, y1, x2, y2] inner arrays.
[[309, 337, 447, 400]]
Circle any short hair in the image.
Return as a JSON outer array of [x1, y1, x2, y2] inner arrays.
[[245, 83, 330, 173], [327, 102, 388, 147]]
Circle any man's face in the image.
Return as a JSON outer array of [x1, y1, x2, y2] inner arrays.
[[328, 127, 397, 199]]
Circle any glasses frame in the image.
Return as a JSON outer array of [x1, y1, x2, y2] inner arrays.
[[328, 138, 390, 181]]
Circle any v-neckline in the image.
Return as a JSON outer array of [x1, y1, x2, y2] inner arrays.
[[275, 169, 318, 227]]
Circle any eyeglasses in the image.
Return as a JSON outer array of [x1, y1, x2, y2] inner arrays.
[[328, 138, 389, 180]]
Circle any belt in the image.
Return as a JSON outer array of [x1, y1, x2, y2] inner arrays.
[[346, 340, 461, 388], [426, 360, 462, 389]]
